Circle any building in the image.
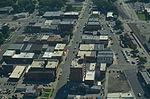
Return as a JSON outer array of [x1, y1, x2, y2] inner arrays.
[[107, 92, 133, 99], [54, 43, 66, 51], [70, 59, 84, 82], [16, 85, 42, 98], [14, 12, 29, 19], [79, 44, 104, 51], [82, 35, 109, 46], [84, 71, 95, 85], [106, 12, 114, 20], [84, 21, 101, 31], [25, 59, 59, 81], [11, 52, 35, 64], [91, 11, 100, 17], [97, 51, 113, 65], [100, 63, 106, 72], [3, 50, 16, 60], [77, 51, 96, 62], [9, 66, 26, 80], [59, 19, 76, 31], [43, 11, 63, 19], [138, 70, 150, 86], [8, 44, 24, 54], [63, 12, 79, 19], [0, 7, 12, 14]]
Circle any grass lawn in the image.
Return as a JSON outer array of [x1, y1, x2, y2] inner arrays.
[[41, 92, 49, 97], [50, 89, 54, 97], [137, 13, 146, 21], [43, 88, 51, 92]]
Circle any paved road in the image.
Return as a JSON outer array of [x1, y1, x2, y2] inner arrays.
[[124, 70, 148, 99], [54, 0, 92, 99]]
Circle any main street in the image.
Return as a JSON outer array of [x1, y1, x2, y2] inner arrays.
[[54, 0, 92, 99]]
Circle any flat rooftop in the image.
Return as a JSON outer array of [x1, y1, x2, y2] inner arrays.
[[85, 71, 95, 81], [9, 66, 26, 79], [54, 43, 66, 50], [46, 60, 59, 69], [77, 51, 96, 58], [71, 58, 83, 68], [3, 50, 15, 57]]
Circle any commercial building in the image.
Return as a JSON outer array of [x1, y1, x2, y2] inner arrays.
[[54, 43, 66, 51], [107, 92, 133, 99], [8, 44, 24, 54], [97, 51, 114, 65], [84, 21, 101, 31], [77, 51, 96, 62], [16, 85, 42, 98], [14, 12, 29, 19], [9, 66, 26, 79], [100, 63, 107, 72], [43, 11, 63, 19], [3, 50, 16, 60], [59, 19, 76, 31], [79, 44, 104, 51], [11, 52, 35, 64], [63, 12, 79, 19], [82, 35, 109, 46], [84, 71, 95, 85], [25, 59, 59, 81], [70, 59, 84, 82], [138, 70, 150, 86], [91, 11, 100, 17]]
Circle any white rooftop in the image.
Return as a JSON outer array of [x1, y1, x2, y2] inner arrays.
[[107, 12, 114, 18], [54, 43, 66, 50], [85, 71, 95, 81], [100, 63, 106, 71], [3, 50, 15, 56], [107, 92, 133, 99], [9, 66, 26, 79], [12, 52, 34, 58], [79, 44, 95, 51], [89, 63, 96, 71]]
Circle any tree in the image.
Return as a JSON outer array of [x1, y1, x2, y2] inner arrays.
[[2, 25, 10, 38], [138, 57, 147, 64], [114, 20, 123, 30], [38, 0, 66, 11], [93, 0, 118, 14], [12, 0, 35, 13]]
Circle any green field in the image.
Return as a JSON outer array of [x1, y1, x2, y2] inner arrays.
[[137, 13, 146, 21], [41, 93, 49, 97]]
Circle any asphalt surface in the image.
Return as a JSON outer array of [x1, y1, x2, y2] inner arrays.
[[53, 0, 92, 99], [124, 70, 148, 99]]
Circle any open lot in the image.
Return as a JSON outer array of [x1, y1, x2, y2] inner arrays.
[[108, 70, 130, 93]]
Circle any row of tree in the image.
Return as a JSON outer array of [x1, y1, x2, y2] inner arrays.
[[93, 0, 118, 14], [0, 25, 10, 45], [38, 0, 67, 11]]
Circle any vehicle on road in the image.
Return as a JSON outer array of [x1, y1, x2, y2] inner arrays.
[[138, 93, 141, 97]]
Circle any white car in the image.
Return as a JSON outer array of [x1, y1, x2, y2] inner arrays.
[[138, 93, 141, 97]]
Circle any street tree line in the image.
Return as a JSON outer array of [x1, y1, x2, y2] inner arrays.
[[0, 25, 10, 45]]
